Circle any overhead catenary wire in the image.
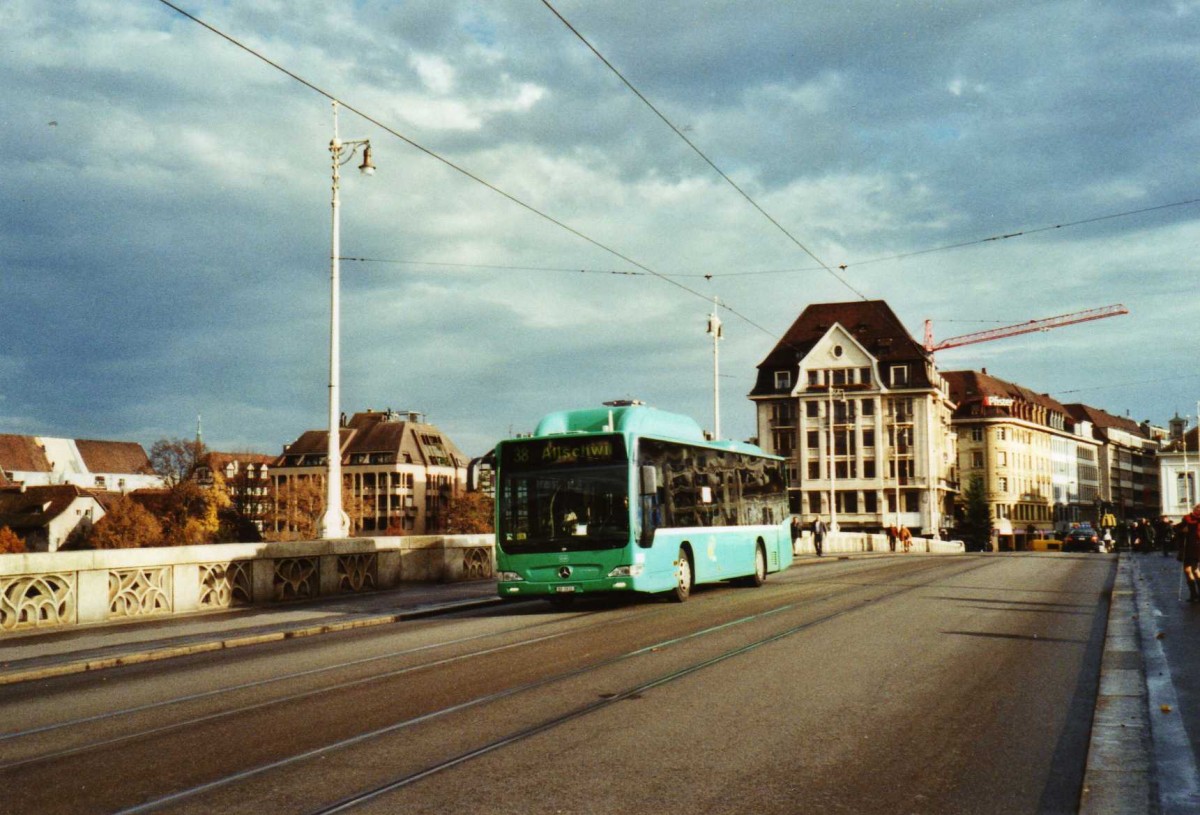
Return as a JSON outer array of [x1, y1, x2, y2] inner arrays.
[[343, 196, 1200, 283], [540, 0, 871, 301], [152, 0, 779, 340]]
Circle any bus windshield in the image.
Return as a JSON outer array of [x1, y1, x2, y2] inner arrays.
[[498, 465, 630, 553]]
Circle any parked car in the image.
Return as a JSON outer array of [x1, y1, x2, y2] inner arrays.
[[1062, 526, 1101, 553]]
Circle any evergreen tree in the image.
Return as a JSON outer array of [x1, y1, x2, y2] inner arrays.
[[962, 476, 992, 550]]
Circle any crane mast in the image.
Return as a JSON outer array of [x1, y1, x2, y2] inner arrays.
[[923, 304, 1129, 353]]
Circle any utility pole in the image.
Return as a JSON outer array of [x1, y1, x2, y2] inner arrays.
[[707, 297, 723, 440]]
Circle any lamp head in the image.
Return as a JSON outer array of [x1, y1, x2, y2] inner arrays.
[[358, 143, 376, 176]]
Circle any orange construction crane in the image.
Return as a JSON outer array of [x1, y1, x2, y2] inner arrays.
[[923, 304, 1129, 353]]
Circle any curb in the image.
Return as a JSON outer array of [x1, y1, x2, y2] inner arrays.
[[1078, 554, 1154, 813], [0, 596, 504, 687]]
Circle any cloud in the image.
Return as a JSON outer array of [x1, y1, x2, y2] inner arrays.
[[1, 0, 1198, 458]]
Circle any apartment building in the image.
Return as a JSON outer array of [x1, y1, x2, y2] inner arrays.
[[944, 370, 1100, 547], [272, 409, 469, 535], [195, 452, 276, 532], [1159, 418, 1197, 521], [749, 300, 958, 535], [1065, 403, 1161, 521]]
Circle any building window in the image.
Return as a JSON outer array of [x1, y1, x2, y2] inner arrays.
[[774, 370, 792, 390], [1179, 473, 1196, 507], [773, 431, 795, 455], [806, 401, 819, 418], [971, 427, 983, 442], [996, 427, 1007, 441], [998, 477, 1009, 492], [807, 430, 820, 449], [808, 462, 820, 479], [863, 429, 875, 448], [859, 367, 872, 385], [807, 370, 819, 386], [997, 451, 1007, 466], [864, 492, 878, 512], [862, 399, 875, 416], [971, 451, 984, 468], [864, 460, 876, 478], [889, 365, 910, 387]]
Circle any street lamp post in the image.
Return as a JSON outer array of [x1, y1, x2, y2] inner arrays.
[[319, 101, 375, 540], [828, 383, 845, 534]]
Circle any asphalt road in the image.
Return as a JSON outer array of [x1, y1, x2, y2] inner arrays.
[[0, 554, 1114, 814]]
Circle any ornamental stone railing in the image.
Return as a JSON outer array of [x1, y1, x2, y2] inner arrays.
[[0, 535, 494, 634]]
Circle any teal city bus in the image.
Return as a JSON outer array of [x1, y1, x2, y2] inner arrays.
[[494, 402, 792, 603]]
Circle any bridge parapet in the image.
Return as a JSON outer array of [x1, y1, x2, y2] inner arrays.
[[0, 535, 494, 633], [794, 531, 967, 556]]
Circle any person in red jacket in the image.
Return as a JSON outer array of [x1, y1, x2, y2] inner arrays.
[[1177, 505, 1200, 603]]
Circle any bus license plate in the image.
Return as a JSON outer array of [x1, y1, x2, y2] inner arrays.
[[555, 586, 577, 594]]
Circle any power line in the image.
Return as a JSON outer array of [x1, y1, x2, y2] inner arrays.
[[842, 197, 1200, 271], [1052, 373, 1200, 397], [540, 0, 870, 301], [340, 257, 707, 278], [344, 194, 1200, 282], [153, 0, 779, 340]]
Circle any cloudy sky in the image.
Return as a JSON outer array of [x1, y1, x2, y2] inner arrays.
[[4, 0, 1199, 458]]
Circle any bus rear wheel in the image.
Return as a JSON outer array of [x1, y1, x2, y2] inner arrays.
[[669, 547, 692, 603]]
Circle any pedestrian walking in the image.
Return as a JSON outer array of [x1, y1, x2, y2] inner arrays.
[[790, 515, 803, 555], [886, 524, 898, 553], [1177, 505, 1200, 603], [811, 515, 827, 557], [899, 525, 912, 553], [1157, 515, 1175, 557]]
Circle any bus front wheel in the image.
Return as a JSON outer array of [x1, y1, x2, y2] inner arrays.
[[669, 547, 693, 603]]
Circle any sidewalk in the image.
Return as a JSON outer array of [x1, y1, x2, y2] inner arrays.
[[0, 580, 503, 686]]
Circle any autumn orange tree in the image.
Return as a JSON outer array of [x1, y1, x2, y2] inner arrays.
[[443, 492, 494, 534], [0, 526, 26, 554], [87, 495, 164, 549], [264, 478, 363, 541], [148, 436, 230, 546]]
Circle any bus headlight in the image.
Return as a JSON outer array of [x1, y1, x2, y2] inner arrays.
[[607, 564, 644, 578], [497, 571, 524, 582]]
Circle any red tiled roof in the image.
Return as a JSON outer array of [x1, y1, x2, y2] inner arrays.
[[751, 300, 932, 396], [75, 439, 154, 475], [942, 370, 1071, 417], [275, 411, 468, 469], [0, 435, 52, 473], [201, 452, 275, 469], [1064, 403, 1148, 439]]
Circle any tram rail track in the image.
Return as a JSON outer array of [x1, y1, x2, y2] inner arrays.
[[84, 556, 994, 814]]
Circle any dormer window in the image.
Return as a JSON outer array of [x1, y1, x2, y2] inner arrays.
[[889, 364, 910, 387], [774, 370, 792, 390]]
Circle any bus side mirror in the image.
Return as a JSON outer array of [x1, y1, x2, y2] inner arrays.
[[640, 465, 658, 496]]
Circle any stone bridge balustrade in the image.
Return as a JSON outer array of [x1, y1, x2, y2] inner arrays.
[[0, 535, 494, 633]]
